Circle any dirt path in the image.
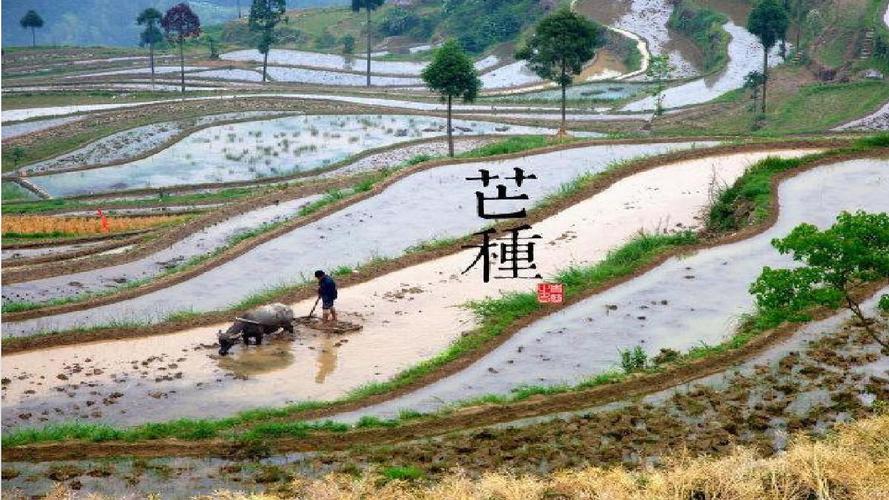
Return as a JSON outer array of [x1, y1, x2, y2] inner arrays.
[[0, 149, 811, 429]]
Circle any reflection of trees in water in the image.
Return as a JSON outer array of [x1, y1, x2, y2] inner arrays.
[[315, 335, 339, 384]]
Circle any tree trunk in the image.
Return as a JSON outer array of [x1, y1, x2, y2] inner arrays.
[[845, 294, 889, 350], [179, 38, 186, 94], [447, 94, 454, 157], [238, 0, 242, 18], [761, 49, 768, 113], [262, 48, 269, 82], [560, 82, 567, 135], [149, 42, 156, 86], [366, 7, 372, 87], [31, 27, 36, 48]]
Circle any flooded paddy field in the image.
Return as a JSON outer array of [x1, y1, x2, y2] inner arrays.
[[622, 22, 784, 111], [482, 81, 650, 104], [17, 111, 296, 176], [220, 49, 500, 76], [3, 293, 885, 497], [6, 148, 824, 429], [0, 116, 84, 140], [2, 195, 321, 304], [27, 115, 600, 197], [1, 240, 118, 262], [262, 66, 422, 87], [333, 158, 889, 421], [2, 142, 713, 336]]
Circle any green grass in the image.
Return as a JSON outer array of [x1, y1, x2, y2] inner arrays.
[[457, 135, 555, 158], [1, 181, 38, 201], [761, 81, 889, 134], [668, 0, 730, 73], [707, 133, 889, 232], [381, 466, 425, 481]]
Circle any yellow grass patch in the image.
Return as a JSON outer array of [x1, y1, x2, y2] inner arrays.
[[2, 214, 185, 236], [197, 413, 889, 500]]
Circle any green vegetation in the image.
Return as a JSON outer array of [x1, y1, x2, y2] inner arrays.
[[646, 55, 673, 116], [760, 81, 889, 134], [248, 0, 287, 82], [459, 135, 553, 157], [1, 181, 37, 202], [19, 10, 44, 47], [352, 0, 386, 87], [707, 133, 889, 232], [706, 154, 813, 231], [747, 0, 789, 112], [668, 0, 729, 73], [619, 345, 649, 373], [421, 40, 482, 156], [516, 8, 605, 132], [136, 8, 163, 84], [161, 3, 203, 93], [750, 211, 889, 348], [381, 466, 425, 481]]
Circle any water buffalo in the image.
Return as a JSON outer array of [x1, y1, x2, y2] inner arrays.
[[217, 303, 296, 356]]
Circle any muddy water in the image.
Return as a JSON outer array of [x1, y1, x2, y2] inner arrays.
[[0, 93, 567, 123], [622, 22, 784, 111], [333, 158, 889, 422], [0, 116, 84, 140], [21, 111, 292, 176], [1, 196, 321, 304], [30, 115, 596, 197], [1, 240, 112, 262], [3, 141, 714, 338], [4, 149, 823, 429]]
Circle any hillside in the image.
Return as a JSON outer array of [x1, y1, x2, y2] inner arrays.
[[0, 0, 346, 47]]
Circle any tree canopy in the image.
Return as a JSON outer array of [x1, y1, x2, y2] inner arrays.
[[249, 0, 287, 54], [161, 3, 202, 41], [515, 8, 603, 87], [137, 8, 163, 47], [351, 0, 385, 13], [750, 210, 889, 348], [421, 39, 482, 102], [20, 10, 44, 29], [422, 39, 481, 156], [747, 0, 789, 51]]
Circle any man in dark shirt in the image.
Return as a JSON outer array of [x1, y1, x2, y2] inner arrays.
[[314, 270, 338, 323]]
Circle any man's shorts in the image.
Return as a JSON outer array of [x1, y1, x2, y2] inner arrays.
[[322, 297, 335, 310]]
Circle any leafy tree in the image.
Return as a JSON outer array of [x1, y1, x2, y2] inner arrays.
[[20, 10, 45, 48], [747, 0, 788, 113], [646, 54, 673, 116], [743, 70, 765, 111], [351, 0, 385, 87], [8, 147, 26, 168], [342, 34, 356, 55], [207, 35, 220, 60], [161, 3, 202, 93], [421, 40, 481, 157], [750, 211, 889, 350], [137, 8, 163, 85], [516, 8, 604, 134], [249, 0, 287, 83]]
